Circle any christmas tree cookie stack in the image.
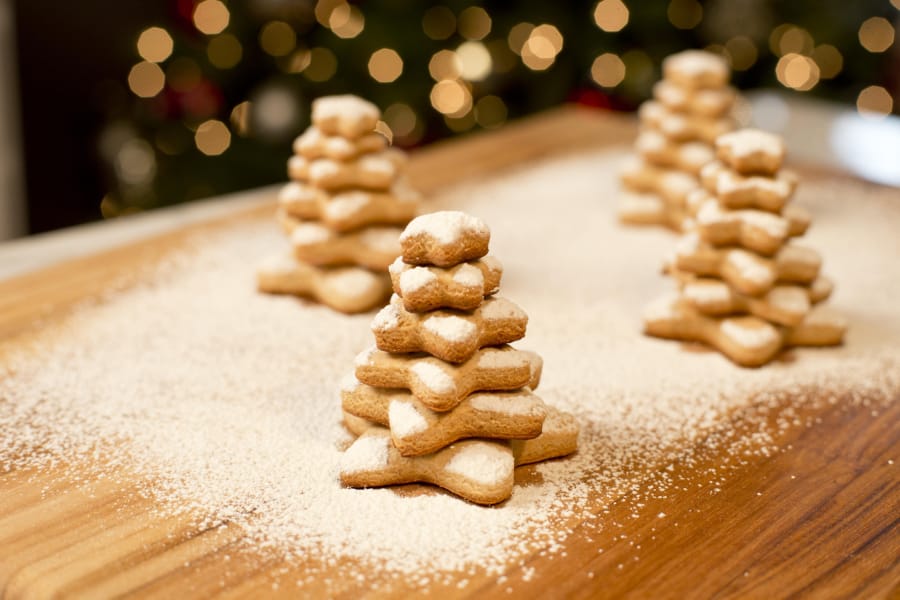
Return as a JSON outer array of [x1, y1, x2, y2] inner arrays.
[[643, 129, 847, 367], [340, 211, 579, 505], [257, 95, 420, 313], [619, 50, 738, 231]]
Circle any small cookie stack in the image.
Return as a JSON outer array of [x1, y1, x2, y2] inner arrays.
[[620, 50, 737, 231], [339, 211, 579, 505], [644, 129, 846, 367], [257, 94, 420, 313]]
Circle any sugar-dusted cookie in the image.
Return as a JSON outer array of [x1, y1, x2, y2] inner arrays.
[[700, 161, 798, 212], [354, 344, 542, 411], [620, 157, 698, 208], [662, 49, 730, 90], [288, 149, 406, 191], [341, 427, 515, 505], [639, 101, 734, 144], [311, 94, 381, 139], [371, 294, 528, 363], [399, 211, 491, 267], [716, 128, 785, 176], [643, 294, 845, 367], [342, 379, 546, 456], [256, 253, 390, 314], [652, 79, 736, 118], [672, 233, 822, 296], [691, 192, 791, 255], [293, 126, 387, 161], [618, 192, 687, 231], [278, 181, 420, 233], [290, 223, 401, 271], [388, 256, 503, 312], [636, 129, 715, 175]]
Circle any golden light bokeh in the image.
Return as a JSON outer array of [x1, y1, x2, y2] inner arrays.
[[858, 17, 895, 53], [330, 4, 365, 39], [521, 24, 563, 71], [260, 21, 296, 57], [137, 27, 174, 63], [444, 111, 476, 133], [857, 85, 893, 117], [368, 48, 403, 83], [667, 0, 702, 30], [285, 48, 311, 73], [166, 58, 201, 93], [892, 0, 900, 9], [779, 26, 814, 55], [725, 36, 757, 71], [458, 6, 491, 40], [456, 41, 492, 81], [430, 79, 472, 117], [474, 95, 507, 129], [507, 22, 534, 55], [230, 101, 251, 136], [422, 6, 456, 41], [384, 103, 417, 137], [429, 50, 462, 81], [193, 0, 230, 35], [812, 44, 843, 79], [315, 0, 344, 27], [776, 53, 820, 92], [207, 33, 242, 69], [128, 62, 165, 98], [195, 119, 231, 155], [116, 138, 156, 185], [593, 0, 629, 33], [304, 47, 338, 82], [591, 53, 626, 87]]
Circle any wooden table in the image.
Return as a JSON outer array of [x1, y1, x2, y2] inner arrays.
[[1, 107, 898, 598]]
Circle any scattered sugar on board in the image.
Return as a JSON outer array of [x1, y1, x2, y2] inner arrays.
[[1, 150, 899, 591]]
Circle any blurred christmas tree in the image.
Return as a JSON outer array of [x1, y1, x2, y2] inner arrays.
[[99, 0, 899, 218]]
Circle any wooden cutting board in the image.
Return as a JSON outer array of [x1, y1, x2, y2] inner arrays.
[[0, 107, 898, 599]]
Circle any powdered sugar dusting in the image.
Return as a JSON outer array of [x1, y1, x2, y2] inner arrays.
[[444, 444, 513, 486], [721, 320, 779, 349], [341, 434, 390, 474], [389, 400, 429, 439], [399, 267, 437, 294], [409, 361, 455, 394], [400, 211, 489, 245], [1, 149, 898, 591], [423, 315, 476, 343]]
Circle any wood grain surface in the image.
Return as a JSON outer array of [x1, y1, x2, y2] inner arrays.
[[0, 107, 898, 599]]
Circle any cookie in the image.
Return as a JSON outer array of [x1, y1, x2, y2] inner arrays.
[[643, 294, 845, 367], [354, 344, 542, 411], [620, 158, 697, 209], [288, 149, 405, 191], [691, 192, 792, 255], [618, 192, 687, 231], [278, 181, 420, 233], [716, 128, 786, 176], [291, 223, 402, 271], [700, 161, 798, 213], [371, 294, 528, 363], [639, 101, 734, 144], [636, 129, 715, 175], [311, 94, 381, 139], [399, 211, 491, 267], [256, 253, 390, 314], [388, 256, 503, 313], [653, 79, 736, 118], [662, 49, 730, 90], [293, 126, 387, 161], [341, 379, 546, 456], [340, 407, 580, 504], [672, 233, 822, 296], [678, 274, 833, 327]]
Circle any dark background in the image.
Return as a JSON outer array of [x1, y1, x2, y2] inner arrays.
[[12, 0, 899, 234]]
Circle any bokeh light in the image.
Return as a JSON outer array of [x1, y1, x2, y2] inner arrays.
[[456, 41, 492, 81], [128, 62, 165, 98], [858, 17, 895, 53], [230, 101, 251, 136], [429, 50, 462, 81], [368, 48, 403, 83], [252, 86, 300, 137], [193, 0, 230, 35], [303, 47, 337, 81], [508, 22, 534, 56], [521, 24, 563, 71], [285, 48, 311, 74], [591, 53, 626, 87], [724, 36, 758, 71], [593, 0, 629, 33], [260, 21, 296, 57], [857, 85, 893, 117], [116, 139, 156, 185], [667, 0, 703, 30], [422, 6, 456, 41], [137, 27, 174, 63], [384, 103, 417, 138], [330, 4, 365, 39], [444, 111, 476, 133], [430, 79, 472, 117], [458, 6, 491, 40], [475, 95, 507, 129], [778, 26, 814, 55], [207, 33, 242, 69], [812, 44, 843, 79], [776, 53, 820, 91], [194, 119, 231, 155]]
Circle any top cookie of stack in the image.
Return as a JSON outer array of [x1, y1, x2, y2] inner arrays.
[[257, 95, 420, 314], [620, 50, 738, 232]]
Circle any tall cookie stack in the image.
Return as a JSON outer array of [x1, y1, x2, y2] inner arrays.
[[339, 211, 579, 505], [619, 50, 737, 231], [257, 94, 420, 313], [643, 129, 846, 367]]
